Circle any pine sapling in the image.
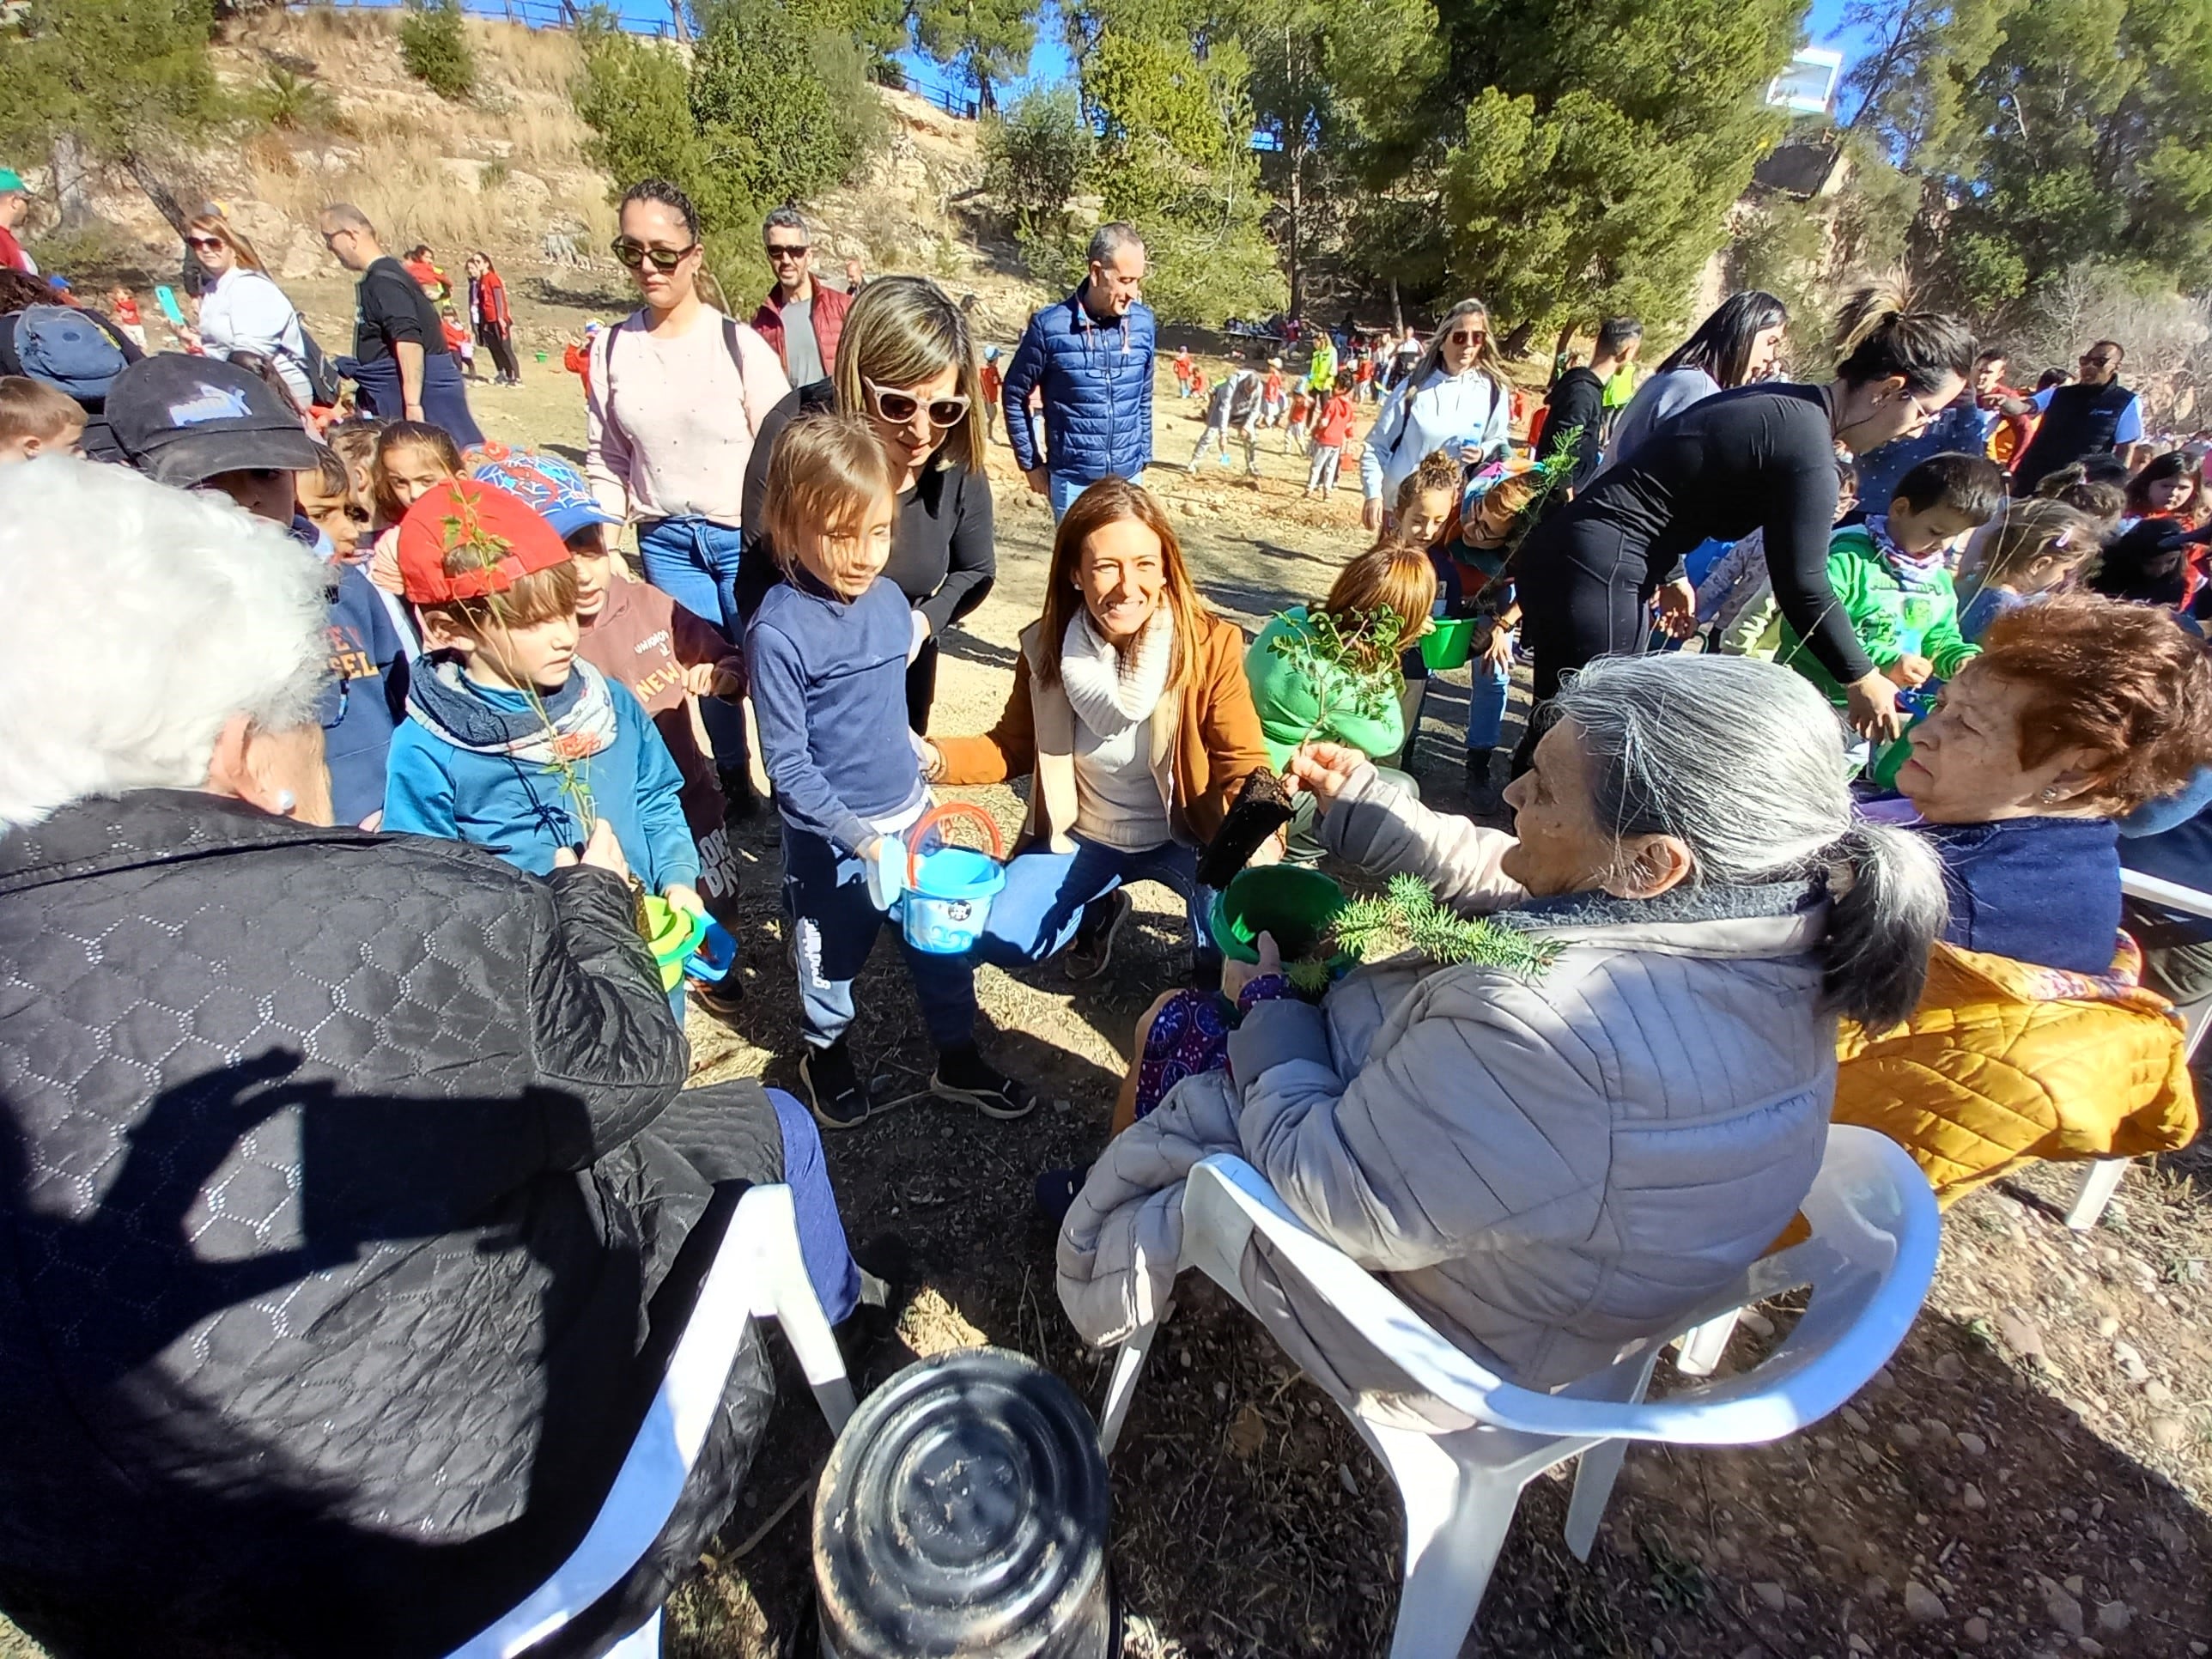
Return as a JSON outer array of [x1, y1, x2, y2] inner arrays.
[[1285, 871, 1557, 994]]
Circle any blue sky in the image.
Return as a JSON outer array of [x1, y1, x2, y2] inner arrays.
[[890, 0, 1873, 109]]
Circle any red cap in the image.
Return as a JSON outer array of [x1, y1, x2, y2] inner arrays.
[[397, 478, 573, 605]]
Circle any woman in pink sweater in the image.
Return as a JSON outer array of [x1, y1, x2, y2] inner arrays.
[[587, 177, 790, 810]]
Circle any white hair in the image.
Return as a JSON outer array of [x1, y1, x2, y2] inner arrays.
[[1553, 653, 1948, 1028], [0, 458, 331, 831]]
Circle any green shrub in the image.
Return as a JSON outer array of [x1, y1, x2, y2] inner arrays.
[[247, 66, 342, 131], [399, 0, 475, 100]]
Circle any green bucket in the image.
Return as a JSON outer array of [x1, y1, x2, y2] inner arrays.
[[1208, 865, 1348, 965], [1420, 616, 1477, 672]]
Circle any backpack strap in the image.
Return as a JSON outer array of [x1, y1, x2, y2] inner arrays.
[[722, 316, 750, 424]]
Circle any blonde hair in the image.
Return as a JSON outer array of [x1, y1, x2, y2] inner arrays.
[[185, 212, 267, 273], [1322, 539, 1437, 665], [1977, 499, 2100, 592], [370, 421, 463, 525], [760, 411, 901, 574], [833, 276, 988, 477]]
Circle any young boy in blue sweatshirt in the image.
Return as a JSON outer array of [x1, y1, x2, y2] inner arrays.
[[748, 413, 1033, 1129], [381, 478, 702, 923]]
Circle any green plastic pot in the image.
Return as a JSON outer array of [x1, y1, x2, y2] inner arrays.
[[1420, 616, 1477, 671], [1208, 865, 1349, 966]]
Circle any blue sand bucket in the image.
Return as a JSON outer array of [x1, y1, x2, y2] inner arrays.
[[895, 801, 1007, 956]]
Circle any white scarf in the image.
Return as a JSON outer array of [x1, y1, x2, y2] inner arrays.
[[1060, 607, 1175, 738]]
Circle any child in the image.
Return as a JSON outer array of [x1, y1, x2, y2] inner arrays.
[[382, 478, 704, 937], [0, 374, 85, 464], [106, 284, 147, 350], [980, 345, 1002, 441], [746, 413, 1030, 1130], [1188, 354, 1261, 476], [1956, 499, 2099, 642], [1284, 385, 1310, 454], [1172, 345, 1194, 399], [441, 307, 477, 380], [1304, 370, 1356, 499], [1777, 451, 2006, 708], [1261, 356, 1285, 427], [2119, 450, 2202, 533], [472, 448, 746, 948], [296, 444, 371, 565], [103, 354, 404, 827], [325, 417, 386, 511], [1698, 456, 1858, 653], [368, 420, 465, 596], [1188, 364, 1206, 405]]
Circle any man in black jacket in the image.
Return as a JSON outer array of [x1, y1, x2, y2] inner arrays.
[[0, 459, 860, 1657], [1540, 315, 1641, 497], [2006, 338, 2143, 495]]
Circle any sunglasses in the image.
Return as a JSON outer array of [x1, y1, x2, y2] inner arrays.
[[611, 237, 696, 272], [765, 242, 811, 261], [185, 234, 227, 252], [2081, 354, 2118, 368], [865, 377, 969, 429], [1446, 329, 1486, 347]]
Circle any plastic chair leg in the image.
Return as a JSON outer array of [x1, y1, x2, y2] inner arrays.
[[1366, 1421, 1522, 1659], [1097, 1299, 1172, 1457], [744, 1188, 857, 1431], [1562, 1438, 1627, 1563], [1673, 1310, 1741, 1377], [603, 1609, 660, 1657], [2067, 1158, 2130, 1231]]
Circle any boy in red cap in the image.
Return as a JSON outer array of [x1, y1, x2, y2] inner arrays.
[[380, 478, 704, 930]]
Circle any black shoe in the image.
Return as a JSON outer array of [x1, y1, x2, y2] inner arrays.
[[718, 766, 760, 829], [800, 1040, 872, 1130], [1062, 888, 1131, 981], [930, 1043, 1036, 1120], [1466, 747, 1504, 817], [691, 977, 744, 1020]]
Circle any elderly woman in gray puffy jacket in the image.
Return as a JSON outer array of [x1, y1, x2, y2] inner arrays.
[[1059, 653, 1949, 1392]]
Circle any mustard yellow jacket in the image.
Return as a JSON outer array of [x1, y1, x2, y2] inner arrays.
[[1832, 940, 2198, 1206]]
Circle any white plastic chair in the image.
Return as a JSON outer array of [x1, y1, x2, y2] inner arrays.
[[2068, 867, 2212, 1230], [449, 1184, 858, 1659], [1096, 1127, 1939, 1659]]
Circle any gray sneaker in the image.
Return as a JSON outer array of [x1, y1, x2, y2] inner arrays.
[[1062, 888, 1132, 981]]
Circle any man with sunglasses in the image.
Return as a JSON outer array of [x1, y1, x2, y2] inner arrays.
[[999, 220, 1155, 519], [315, 203, 483, 448], [2005, 337, 2141, 495], [749, 205, 849, 392]]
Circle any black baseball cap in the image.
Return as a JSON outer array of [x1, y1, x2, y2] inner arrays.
[[101, 353, 325, 489]]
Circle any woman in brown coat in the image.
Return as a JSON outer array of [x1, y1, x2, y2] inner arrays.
[[923, 477, 1274, 979]]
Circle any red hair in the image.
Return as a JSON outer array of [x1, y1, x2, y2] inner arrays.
[[1976, 594, 2212, 812]]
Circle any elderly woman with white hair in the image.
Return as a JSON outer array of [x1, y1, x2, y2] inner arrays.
[[1060, 653, 1949, 1395], [0, 459, 868, 1656]]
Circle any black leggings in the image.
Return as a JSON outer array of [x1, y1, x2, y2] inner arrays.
[[1513, 526, 1650, 769], [477, 322, 520, 380]]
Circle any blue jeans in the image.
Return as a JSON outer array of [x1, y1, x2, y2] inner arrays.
[[975, 835, 1216, 966], [1467, 637, 1512, 750], [781, 820, 977, 1052], [637, 515, 750, 773], [765, 1085, 863, 1322], [1048, 471, 1095, 520]]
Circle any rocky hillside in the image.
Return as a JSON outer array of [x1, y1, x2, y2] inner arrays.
[[34, 5, 1048, 337]]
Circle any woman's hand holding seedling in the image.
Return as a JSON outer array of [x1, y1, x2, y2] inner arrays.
[[1220, 929, 1282, 1001], [1287, 741, 1370, 810]]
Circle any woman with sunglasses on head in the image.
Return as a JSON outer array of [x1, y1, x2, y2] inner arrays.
[[1358, 297, 1513, 533], [1513, 283, 1978, 761], [1593, 289, 1790, 478], [738, 276, 994, 733], [177, 212, 316, 410], [587, 178, 792, 815]]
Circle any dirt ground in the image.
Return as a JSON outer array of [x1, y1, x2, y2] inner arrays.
[[15, 278, 2209, 1659]]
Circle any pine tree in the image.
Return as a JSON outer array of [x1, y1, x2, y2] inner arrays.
[[914, 0, 1038, 111]]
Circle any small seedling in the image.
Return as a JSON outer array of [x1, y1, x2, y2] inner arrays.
[[1285, 872, 1558, 994]]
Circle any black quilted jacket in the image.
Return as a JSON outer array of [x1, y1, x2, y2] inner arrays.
[[0, 791, 774, 1658]]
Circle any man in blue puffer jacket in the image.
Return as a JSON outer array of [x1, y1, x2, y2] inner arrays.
[[1000, 222, 1156, 519]]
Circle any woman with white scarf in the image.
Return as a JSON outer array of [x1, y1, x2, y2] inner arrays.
[[1358, 297, 1515, 532], [924, 477, 1275, 981]]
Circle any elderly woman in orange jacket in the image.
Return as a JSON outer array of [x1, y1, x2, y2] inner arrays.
[[923, 477, 1274, 980]]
